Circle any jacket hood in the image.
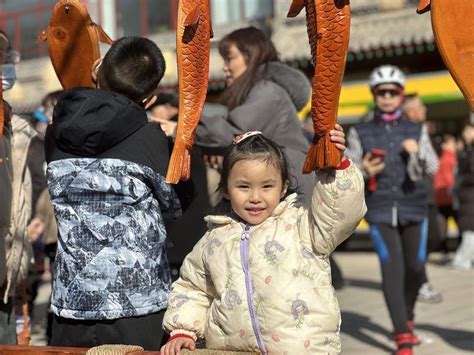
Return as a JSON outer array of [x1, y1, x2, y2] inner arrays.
[[51, 88, 148, 156], [204, 193, 299, 226], [257, 62, 311, 111]]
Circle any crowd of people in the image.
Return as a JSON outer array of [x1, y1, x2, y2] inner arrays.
[[0, 25, 472, 355]]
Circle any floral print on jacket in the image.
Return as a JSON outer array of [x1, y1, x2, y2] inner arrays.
[[163, 163, 366, 354]]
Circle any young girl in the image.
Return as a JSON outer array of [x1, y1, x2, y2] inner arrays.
[[161, 127, 366, 354]]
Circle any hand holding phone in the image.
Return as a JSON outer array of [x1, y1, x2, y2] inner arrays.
[[369, 149, 385, 161], [363, 149, 386, 192]]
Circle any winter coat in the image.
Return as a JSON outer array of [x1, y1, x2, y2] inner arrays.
[[163, 163, 366, 354], [457, 144, 474, 231], [434, 149, 457, 207], [27, 135, 48, 212], [2, 115, 35, 303], [346, 117, 438, 226], [34, 188, 57, 246], [0, 121, 12, 290], [196, 62, 313, 205], [45, 88, 181, 320]]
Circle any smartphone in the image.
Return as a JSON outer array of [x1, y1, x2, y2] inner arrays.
[[369, 149, 385, 161]]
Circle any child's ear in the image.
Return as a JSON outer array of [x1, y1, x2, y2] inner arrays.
[[143, 95, 157, 110], [222, 188, 230, 200], [280, 181, 289, 198], [91, 58, 102, 87]]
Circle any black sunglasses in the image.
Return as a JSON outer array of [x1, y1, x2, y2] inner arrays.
[[374, 88, 402, 97]]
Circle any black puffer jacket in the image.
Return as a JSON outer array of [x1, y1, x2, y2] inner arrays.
[[457, 144, 474, 231]]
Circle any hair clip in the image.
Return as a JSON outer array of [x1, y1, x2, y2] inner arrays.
[[233, 131, 263, 145]]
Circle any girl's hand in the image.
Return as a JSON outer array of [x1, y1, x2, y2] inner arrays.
[[161, 337, 196, 355], [330, 123, 346, 152]]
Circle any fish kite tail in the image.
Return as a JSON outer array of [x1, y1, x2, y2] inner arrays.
[[303, 130, 341, 173], [166, 138, 191, 184]]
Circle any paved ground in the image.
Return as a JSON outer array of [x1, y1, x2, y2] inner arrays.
[[30, 251, 474, 354], [336, 252, 474, 354]]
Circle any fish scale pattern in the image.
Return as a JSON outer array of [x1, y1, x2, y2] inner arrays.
[[297, 0, 351, 170], [308, 0, 350, 132], [167, 0, 211, 183]]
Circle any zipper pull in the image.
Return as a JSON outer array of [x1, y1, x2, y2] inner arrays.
[[241, 225, 250, 240]]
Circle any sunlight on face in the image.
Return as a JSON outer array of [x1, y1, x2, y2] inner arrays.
[[222, 44, 248, 86], [224, 159, 288, 226]]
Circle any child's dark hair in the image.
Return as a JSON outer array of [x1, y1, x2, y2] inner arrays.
[[98, 36, 166, 103], [218, 134, 291, 193]]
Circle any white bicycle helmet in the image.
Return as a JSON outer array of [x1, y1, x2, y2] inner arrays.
[[368, 65, 406, 89]]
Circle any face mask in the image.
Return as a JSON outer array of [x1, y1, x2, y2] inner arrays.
[[33, 108, 49, 124], [1, 64, 16, 91]]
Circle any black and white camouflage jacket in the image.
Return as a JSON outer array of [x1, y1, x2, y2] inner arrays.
[[45, 88, 181, 320]]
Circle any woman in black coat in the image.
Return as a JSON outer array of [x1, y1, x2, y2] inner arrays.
[[451, 123, 474, 269]]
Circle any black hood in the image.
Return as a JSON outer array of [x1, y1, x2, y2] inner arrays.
[[50, 88, 148, 156]]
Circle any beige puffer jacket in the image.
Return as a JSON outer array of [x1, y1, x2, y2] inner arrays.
[[2, 115, 35, 303], [163, 163, 366, 354]]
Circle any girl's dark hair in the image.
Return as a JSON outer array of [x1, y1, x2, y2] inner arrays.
[[219, 27, 279, 110], [218, 134, 290, 193]]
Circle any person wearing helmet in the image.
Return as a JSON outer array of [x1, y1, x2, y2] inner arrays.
[[346, 65, 439, 355]]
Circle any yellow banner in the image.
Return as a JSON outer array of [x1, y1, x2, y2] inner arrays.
[[338, 71, 464, 118]]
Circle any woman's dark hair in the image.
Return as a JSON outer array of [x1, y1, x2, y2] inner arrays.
[[147, 90, 179, 110], [218, 134, 290, 194], [0, 30, 11, 64], [219, 27, 279, 110], [0, 31, 10, 48]]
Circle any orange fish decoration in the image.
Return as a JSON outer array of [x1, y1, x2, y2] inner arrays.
[[287, 0, 351, 172], [417, 0, 474, 111], [38, 0, 113, 89], [166, 0, 213, 184]]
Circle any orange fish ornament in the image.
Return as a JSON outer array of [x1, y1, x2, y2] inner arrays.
[[166, 0, 213, 184], [417, 0, 474, 111], [38, 0, 112, 89], [287, 0, 351, 172]]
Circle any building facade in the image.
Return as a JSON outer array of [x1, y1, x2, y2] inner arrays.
[[3, 0, 471, 131]]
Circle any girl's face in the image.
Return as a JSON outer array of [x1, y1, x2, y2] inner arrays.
[[224, 159, 287, 226], [222, 44, 248, 86], [373, 83, 404, 113]]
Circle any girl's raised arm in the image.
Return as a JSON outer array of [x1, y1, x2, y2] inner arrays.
[[304, 162, 366, 255]]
